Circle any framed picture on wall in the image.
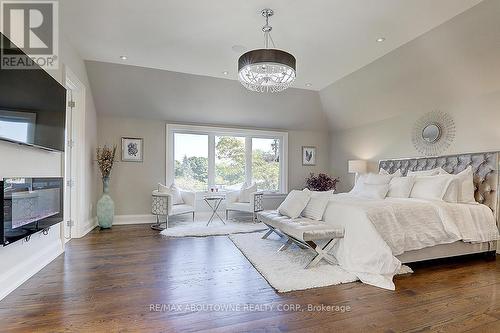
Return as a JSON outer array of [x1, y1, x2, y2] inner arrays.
[[121, 137, 143, 162], [302, 146, 316, 166]]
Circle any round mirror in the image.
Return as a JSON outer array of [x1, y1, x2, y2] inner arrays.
[[422, 124, 441, 143]]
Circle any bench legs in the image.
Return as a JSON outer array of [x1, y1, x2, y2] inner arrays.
[[261, 230, 341, 269], [304, 239, 339, 269], [261, 225, 281, 239], [278, 238, 293, 252]]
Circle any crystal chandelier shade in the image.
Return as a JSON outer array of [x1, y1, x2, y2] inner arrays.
[[238, 9, 296, 93]]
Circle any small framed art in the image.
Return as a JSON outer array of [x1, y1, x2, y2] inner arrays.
[[121, 137, 143, 162], [302, 146, 316, 166]]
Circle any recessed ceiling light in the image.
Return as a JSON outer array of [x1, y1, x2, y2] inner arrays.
[[222, 71, 229, 75], [120, 55, 128, 60], [305, 83, 312, 87], [376, 37, 386, 42]]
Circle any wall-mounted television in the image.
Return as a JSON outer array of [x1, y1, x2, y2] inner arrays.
[[0, 33, 66, 151]]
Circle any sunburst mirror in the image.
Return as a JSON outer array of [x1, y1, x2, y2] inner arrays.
[[412, 111, 455, 156]]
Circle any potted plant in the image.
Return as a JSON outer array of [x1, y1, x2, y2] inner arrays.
[[96, 145, 117, 229], [305, 173, 339, 192]]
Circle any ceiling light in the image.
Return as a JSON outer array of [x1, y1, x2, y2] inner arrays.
[[305, 83, 312, 87], [120, 55, 128, 60], [376, 37, 386, 42], [238, 8, 296, 93], [222, 71, 229, 75]]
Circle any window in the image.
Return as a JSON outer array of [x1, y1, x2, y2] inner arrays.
[[252, 138, 280, 192], [215, 136, 246, 190], [167, 124, 288, 193], [173, 133, 208, 191]]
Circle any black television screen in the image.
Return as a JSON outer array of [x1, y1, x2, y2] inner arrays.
[[0, 33, 66, 151]]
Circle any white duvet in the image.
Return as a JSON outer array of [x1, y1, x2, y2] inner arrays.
[[322, 193, 500, 290]]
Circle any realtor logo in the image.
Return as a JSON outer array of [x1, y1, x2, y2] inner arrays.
[[1, 0, 59, 69]]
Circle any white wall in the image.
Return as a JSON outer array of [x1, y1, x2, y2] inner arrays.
[[96, 115, 330, 217], [322, 0, 500, 192], [0, 143, 64, 300], [0, 34, 98, 300], [86, 60, 329, 132], [88, 61, 331, 218]]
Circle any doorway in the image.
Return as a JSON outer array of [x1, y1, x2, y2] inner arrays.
[[63, 68, 85, 241]]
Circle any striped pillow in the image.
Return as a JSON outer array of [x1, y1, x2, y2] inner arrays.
[[301, 189, 333, 220]]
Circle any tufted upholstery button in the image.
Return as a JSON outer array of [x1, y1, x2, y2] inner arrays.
[[379, 152, 498, 214]]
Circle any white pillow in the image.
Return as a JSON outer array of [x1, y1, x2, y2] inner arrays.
[[356, 183, 389, 199], [350, 174, 368, 194], [158, 183, 183, 205], [301, 188, 333, 220], [239, 183, 257, 203], [442, 178, 459, 203], [409, 175, 453, 201], [439, 166, 475, 203], [366, 173, 393, 185], [379, 169, 403, 177], [387, 176, 415, 198], [278, 190, 310, 219], [407, 168, 440, 177]]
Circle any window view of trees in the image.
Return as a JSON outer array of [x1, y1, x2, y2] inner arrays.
[[215, 136, 245, 189], [174, 133, 208, 191], [173, 132, 282, 192], [252, 138, 280, 191]]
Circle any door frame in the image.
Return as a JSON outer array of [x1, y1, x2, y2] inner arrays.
[[63, 66, 86, 239]]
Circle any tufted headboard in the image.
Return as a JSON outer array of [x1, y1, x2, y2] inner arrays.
[[379, 152, 499, 222]]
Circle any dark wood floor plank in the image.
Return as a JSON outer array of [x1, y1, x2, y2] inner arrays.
[[0, 225, 498, 333]]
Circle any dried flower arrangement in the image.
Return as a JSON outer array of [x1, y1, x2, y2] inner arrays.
[[305, 173, 339, 192], [96, 145, 117, 178]]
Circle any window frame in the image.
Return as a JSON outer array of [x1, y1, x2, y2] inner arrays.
[[166, 124, 288, 194]]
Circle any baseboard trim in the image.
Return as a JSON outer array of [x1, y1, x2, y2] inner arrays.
[[78, 217, 97, 238], [0, 239, 64, 301], [113, 214, 156, 225]]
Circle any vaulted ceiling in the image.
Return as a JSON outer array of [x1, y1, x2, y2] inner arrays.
[[62, 0, 482, 91]]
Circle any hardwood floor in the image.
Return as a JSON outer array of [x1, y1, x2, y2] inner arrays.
[[0, 225, 499, 332]]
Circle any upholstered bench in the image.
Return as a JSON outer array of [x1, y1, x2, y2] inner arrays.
[[257, 210, 345, 269]]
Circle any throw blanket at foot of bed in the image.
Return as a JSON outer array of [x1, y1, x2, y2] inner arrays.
[[321, 194, 499, 290]]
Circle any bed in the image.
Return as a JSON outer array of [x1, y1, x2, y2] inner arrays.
[[379, 151, 499, 263], [319, 151, 500, 290]]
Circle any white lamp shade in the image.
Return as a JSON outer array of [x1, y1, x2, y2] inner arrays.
[[348, 160, 367, 174]]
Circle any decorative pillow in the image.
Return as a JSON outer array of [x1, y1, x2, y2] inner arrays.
[[407, 168, 440, 177], [239, 183, 257, 203], [442, 178, 459, 203], [439, 166, 475, 203], [379, 169, 403, 177], [301, 188, 333, 220], [278, 190, 311, 219], [158, 183, 184, 205], [409, 175, 453, 201], [366, 173, 393, 185], [350, 174, 368, 194], [387, 176, 415, 198], [356, 183, 389, 199]]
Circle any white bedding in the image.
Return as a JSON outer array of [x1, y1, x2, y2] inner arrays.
[[322, 193, 499, 290]]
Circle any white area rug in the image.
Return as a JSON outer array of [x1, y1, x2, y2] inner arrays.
[[229, 232, 413, 292], [160, 212, 267, 237]]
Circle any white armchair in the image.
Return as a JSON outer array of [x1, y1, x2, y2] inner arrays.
[[225, 190, 264, 222], [151, 190, 196, 230]]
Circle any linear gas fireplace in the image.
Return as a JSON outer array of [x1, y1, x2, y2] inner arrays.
[[1, 177, 63, 246]]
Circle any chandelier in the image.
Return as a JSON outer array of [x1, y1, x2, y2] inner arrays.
[[238, 9, 296, 93]]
